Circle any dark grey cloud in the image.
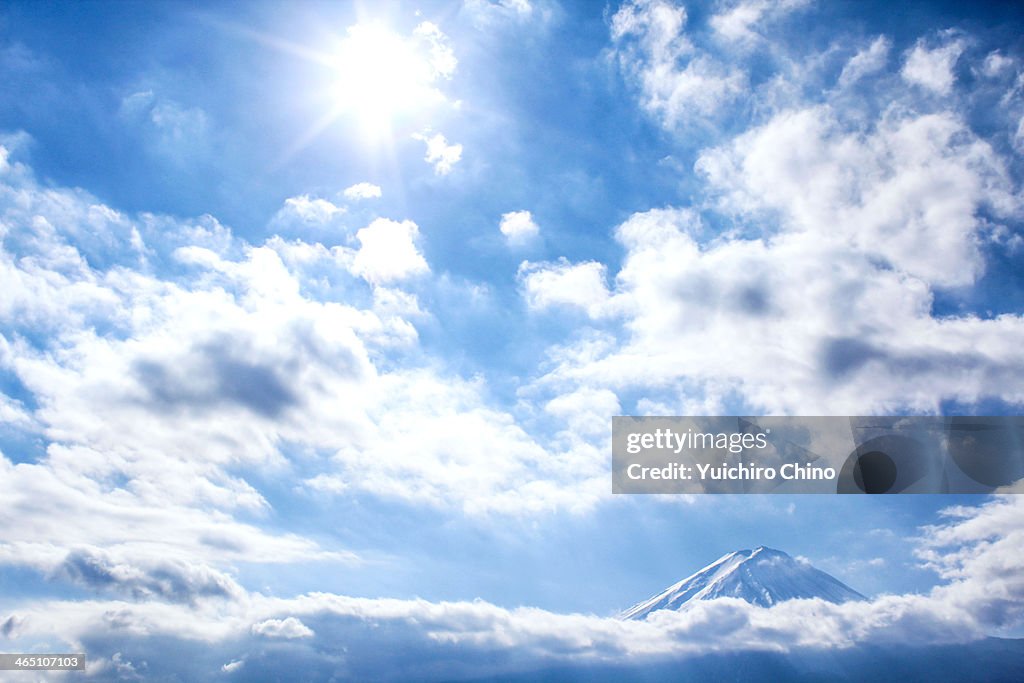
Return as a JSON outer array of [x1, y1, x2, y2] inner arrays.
[[53, 548, 243, 604], [822, 337, 883, 379], [134, 343, 298, 418], [0, 614, 22, 638]]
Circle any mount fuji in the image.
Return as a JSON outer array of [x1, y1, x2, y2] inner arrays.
[[622, 546, 865, 620]]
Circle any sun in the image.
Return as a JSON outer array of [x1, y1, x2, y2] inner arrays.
[[226, 17, 458, 160], [329, 22, 453, 138]]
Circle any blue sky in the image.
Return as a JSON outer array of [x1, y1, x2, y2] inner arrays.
[[1, 0, 1024, 680]]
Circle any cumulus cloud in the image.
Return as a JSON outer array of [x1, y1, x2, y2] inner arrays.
[[544, 386, 622, 438], [542, 221, 1024, 415], [413, 131, 463, 175], [0, 142, 609, 545], [697, 106, 1015, 286], [268, 195, 350, 238], [901, 37, 966, 95], [342, 182, 382, 200], [304, 368, 607, 515], [499, 210, 540, 245], [592, 4, 1024, 416], [916, 496, 1024, 630], [527, 97, 1023, 414], [351, 218, 430, 283], [252, 616, 315, 639], [518, 258, 611, 317]]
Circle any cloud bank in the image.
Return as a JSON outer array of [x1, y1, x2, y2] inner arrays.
[[2, 496, 1021, 680]]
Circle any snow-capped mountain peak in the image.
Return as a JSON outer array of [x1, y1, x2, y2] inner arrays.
[[621, 546, 864, 620]]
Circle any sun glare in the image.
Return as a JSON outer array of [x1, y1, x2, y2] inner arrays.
[[330, 22, 452, 138]]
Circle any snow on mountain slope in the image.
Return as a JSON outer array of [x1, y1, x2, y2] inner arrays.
[[621, 546, 865, 620]]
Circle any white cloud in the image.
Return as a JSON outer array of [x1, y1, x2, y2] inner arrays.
[[413, 131, 463, 175], [412, 21, 458, 80], [6, 159, 576, 634], [0, 392, 34, 428], [351, 218, 430, 283], [277, 194, 346, 225], [252, 616, 314, 639], [593, 19, 1022, 413], [610, 0, 747, 128], [838, 36, 890, 88], [305, 368, 608, 516], [901, 37, 966, 95], [710, 0, 808, 45], [528, 102, 1023, 415], [696, 106, 1015, 287], [342, 182, 382, 200], [544, 386, 621, 438], [710, 0, 769, 43], [518, 258, 611, 317], [573, 224, 1023, 415], [0, 452, 336, 578], [981, 50, 1014, 78], [221, 659, 244, 673], [499, 210, 540, 245], [119, 90, 209, 163], [915, 496, 1024, 631], [0, 146, 611, 527]]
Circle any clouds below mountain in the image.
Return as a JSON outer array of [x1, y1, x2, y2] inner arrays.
[[2, 496, 1021, 680]]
